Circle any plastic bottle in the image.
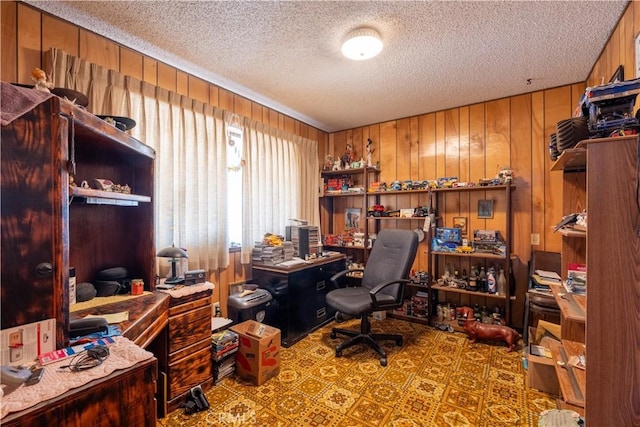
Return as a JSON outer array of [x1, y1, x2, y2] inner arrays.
[[487, 267, 496, 294], [497, 267, 507, 296]]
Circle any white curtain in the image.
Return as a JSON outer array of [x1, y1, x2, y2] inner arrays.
[[240, 119, 319, 264], [45, 48, 320, 269], [46, 49, 229, 271]]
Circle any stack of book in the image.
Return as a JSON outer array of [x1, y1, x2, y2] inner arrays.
[[212, 329, 239, 383], [252, 244, 284, 265], [530, 269, 562, 294], [282, 241, 294, 261]]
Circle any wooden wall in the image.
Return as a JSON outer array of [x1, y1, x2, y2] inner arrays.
[[2, 1, 637, 325], [0, 1, 328, 313], [321, 2, 639, 326]]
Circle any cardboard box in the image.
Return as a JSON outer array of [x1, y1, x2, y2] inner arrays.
[[230, 320, 281, 385], [525, 327, 560, 395]]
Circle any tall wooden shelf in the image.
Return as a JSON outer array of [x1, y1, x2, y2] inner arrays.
[[428, 183, 515, 326], [550, 135, 640, 425], [320, 167, 380, 263], [1, 92, 155, 348]]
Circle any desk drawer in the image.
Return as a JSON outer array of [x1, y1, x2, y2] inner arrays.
[[169, 305, 211, 353], [168, 345, 212, 399]]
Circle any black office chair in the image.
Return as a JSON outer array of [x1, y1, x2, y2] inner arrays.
[[326, 229, 418, 366]]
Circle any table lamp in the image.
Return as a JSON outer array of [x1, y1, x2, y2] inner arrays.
[[157, 244, 188, 285]]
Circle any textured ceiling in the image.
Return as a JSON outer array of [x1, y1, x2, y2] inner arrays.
[[28, 1, 628, 133]]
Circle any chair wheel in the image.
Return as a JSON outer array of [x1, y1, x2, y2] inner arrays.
[[380, 357, 387, 367], [336, 349, 342, 357], [330, 332, 336, 339], [395, 338, 403, 346]]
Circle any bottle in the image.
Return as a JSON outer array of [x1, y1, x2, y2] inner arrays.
[[487, 267, 496, 294], [478, 266, 487, 292], [469, 266, 478, 291], [497, 267, 507, 296]]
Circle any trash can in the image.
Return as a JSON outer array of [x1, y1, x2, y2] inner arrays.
[[227, 289, 275, 325]]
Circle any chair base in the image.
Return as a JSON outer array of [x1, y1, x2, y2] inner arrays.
[[331, 316, 402, 367]]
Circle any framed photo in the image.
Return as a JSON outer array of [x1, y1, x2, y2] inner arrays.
[[345, 208, 361, 231], [452, 216, 467, 235], [477, 200, 494, 219]]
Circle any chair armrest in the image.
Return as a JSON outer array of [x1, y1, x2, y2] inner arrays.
[[369, 279, 410, 309], [330, 268, 364, 288]]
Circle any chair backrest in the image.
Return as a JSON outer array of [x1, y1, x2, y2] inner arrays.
[[361, 229, 419, 299]]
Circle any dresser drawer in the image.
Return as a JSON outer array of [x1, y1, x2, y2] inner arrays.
[[169, 305, 211, 354], [167, 345, 212, 399]]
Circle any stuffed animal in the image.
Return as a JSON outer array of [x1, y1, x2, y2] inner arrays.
[[462, 319, 521, 352]]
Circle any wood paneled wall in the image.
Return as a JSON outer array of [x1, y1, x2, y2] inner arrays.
[[321, 2, 639, 326], [0, 1, 328, 313], [2, 1, 637, 325]]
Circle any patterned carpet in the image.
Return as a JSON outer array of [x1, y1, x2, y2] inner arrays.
[[157, 318, 557, 426]]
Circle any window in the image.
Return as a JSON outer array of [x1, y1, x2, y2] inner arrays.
[[227, 123, 244, 247]]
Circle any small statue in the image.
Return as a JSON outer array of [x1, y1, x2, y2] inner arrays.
[[332, 159, 341, 171], [341, 143, 353, 169], [366, 138, 375, 167], [462, 318, 521, 352], [497, 166, 513, 184], [324, 154, 334, 171], [31, 67, 54, 92]]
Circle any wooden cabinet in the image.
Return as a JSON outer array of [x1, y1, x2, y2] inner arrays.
[[153, 288, 213, 414], [428, 184, 515, 327], [1, 89, 155, 349], [252, 254, 346, 347], [550, 135, 640, 424]]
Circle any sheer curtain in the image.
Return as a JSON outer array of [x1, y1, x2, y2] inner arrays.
[[46, 49, 229, 271], [240, 119, 319, 264]]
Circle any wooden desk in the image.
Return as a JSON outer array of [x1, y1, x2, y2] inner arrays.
[[70, 292, 170, 348], [252, 254, 347, 346], [2, 358, 157, 427]]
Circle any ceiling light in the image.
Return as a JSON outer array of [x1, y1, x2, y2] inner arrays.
[[341, 27, 383, 60]]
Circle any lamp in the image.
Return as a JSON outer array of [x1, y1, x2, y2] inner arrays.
[[157, 244, 188, 285], [341, 27, 383, 60]]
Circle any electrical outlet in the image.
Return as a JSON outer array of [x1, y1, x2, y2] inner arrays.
[[530, 233, 540, 245]]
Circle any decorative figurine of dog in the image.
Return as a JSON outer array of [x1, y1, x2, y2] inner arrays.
[[462, 318, 521, 352]]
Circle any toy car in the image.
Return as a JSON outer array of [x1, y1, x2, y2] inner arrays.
[[555, 77, 640, 152]]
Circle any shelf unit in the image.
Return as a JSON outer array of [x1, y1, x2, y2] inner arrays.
[[428, 183, 515, 327], [548, 135, 639, 425], [1, 92, 155, 348], [320, 167, 380, 263]]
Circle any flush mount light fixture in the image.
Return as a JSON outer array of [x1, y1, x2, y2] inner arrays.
[[341, 27, 383, 60]]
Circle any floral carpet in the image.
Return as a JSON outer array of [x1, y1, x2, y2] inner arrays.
[[157, 318, 556, 426]]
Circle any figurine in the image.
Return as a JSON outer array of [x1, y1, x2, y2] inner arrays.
[[341, 144, 353, 169], [366, 138, 375, 167], [497, 166, 513, 184], [462, 318, 521, 352], [324, 154, 334, 171], [31, 67, 54, 92], [332, 159, 341, 171]]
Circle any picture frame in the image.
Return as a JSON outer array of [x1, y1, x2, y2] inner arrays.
[[609, 64, 624, 83], [452, 216, 467, 236], [477, 200, 494, 219], [345, 208, 361, 231]]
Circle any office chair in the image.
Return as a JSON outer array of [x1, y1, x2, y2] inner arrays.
[[326, 229, 418, 366]]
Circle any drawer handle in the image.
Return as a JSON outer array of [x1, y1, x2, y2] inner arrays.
[[316, 307, 326, 318], [316, 280, 325, 291]]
